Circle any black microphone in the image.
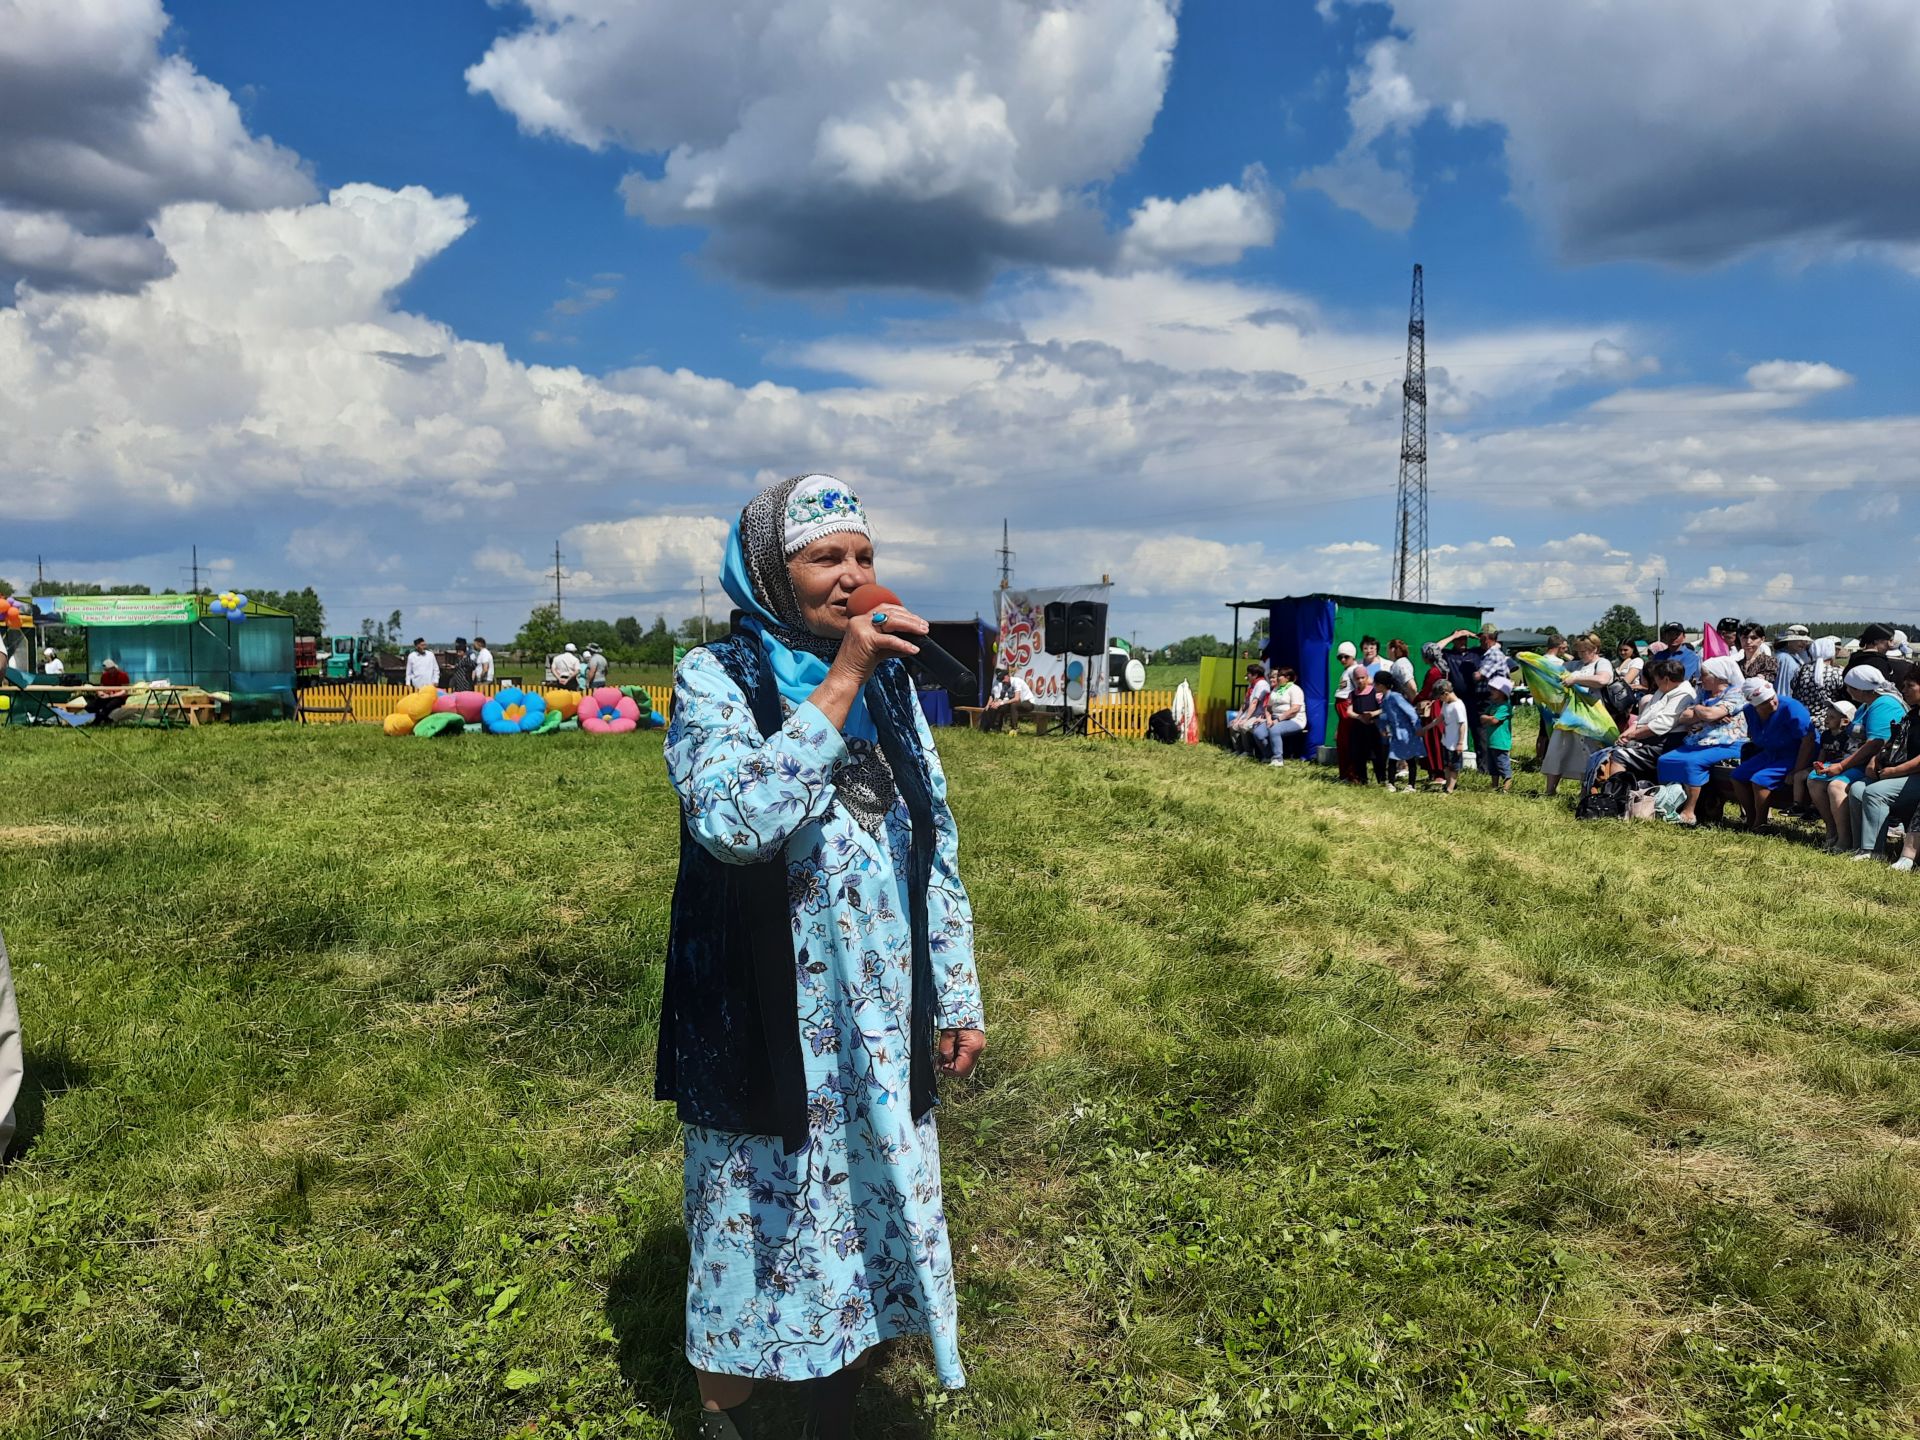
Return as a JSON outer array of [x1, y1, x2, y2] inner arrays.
[[848, 585, 977, 697]]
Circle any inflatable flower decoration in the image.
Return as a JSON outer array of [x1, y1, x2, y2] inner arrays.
[[580, 686, 641, 734], [542, 688, 581, 719], [482, 685, 547, 734], [210, 590, 250, 622]]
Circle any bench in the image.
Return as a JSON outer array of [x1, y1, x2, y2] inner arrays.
[[297, 692, 355, 724], [954, 705, 989, 730]]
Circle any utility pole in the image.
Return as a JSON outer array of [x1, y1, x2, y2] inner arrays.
[[996, 519, 1014, 590], [1652, 577, 1664, 634], [550, 541, 565, 618], [699, 577, 709, 641], [36, 555, 45, 591], [1389, 263, 1429, 603]]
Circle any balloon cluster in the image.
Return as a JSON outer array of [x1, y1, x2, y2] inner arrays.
[[0, 597, 23, 630], [210, 591, 250, 622], [381, 684, 663, 739]]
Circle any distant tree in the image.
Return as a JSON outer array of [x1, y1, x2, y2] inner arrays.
[[1248, 617, 1270, 650], [30, 580, 153, 596], [1158, 634, 1233, 664], [675, 614, 713, 646], [244, 586, 325, 635], [636, 615, 675, 665], [614, 615, 643, 649], [1589, 603, 1647, 652], [358, 609, 404, 655], [0, 577, 13, 597], [513, 603, 568, 661]]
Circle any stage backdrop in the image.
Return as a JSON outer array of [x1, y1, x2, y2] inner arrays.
[[994, 584, 1113, 710]]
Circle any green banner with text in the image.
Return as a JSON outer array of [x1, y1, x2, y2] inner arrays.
[[48, 595, 200, 627]]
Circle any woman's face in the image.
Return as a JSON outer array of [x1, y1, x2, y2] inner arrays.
[[1700, 671, 1727, 697], [786, 533, 877, 638], [1845, 684, 1875, 707], [1902, 677, 1920, 707], [1619, 642, 1635, 660], [1575, 640, 1597, 662]]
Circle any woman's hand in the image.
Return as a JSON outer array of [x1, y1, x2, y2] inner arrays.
[[808, 606, 929, 730], [938, 1028, 986, 1078], [831, 606, 928, 685]]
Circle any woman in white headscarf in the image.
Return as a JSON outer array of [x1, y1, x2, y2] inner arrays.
[[1786, 636, 1841, 812], [1809, 665, 1907, 854], [1653, 657, 1748, 826]]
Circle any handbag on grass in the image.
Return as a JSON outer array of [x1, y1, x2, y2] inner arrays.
[[1626, 784, 1660, 821]]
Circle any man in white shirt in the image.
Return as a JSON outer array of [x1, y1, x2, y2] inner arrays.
[[984, 668, 1036, 731], [471, 637, 495, 685], [403, 638, 439, 689], [550, 642, 582, 690], [43, 650, 64, 676]]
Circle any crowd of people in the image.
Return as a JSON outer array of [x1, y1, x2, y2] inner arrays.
[[404, 635, 496, 691], [1228, 619, 1920, 866]]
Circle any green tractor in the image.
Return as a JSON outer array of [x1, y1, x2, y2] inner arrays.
[[321, 635, 378, 681]]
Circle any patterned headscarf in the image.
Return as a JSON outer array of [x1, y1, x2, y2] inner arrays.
[[719, 475, 898, 831]]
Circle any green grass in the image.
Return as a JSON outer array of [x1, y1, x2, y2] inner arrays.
[[4, 725, 1920, 1438]]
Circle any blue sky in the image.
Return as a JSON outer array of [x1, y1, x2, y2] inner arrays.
[[5, 0, 1917, 644]]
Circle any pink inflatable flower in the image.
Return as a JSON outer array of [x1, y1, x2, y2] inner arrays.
[[580, 686, 641, 734], [435, 691, 486, 723]]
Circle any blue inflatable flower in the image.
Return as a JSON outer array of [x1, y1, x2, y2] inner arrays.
[[481, 685, 547, 734]]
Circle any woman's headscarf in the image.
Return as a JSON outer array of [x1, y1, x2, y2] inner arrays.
[[1808, 635, 1838, 689], [1700, 656, 1745, 699], [720, 474, 879, 741], [1843, 664, 1898, 697], [1420, 641, 1441, 666]]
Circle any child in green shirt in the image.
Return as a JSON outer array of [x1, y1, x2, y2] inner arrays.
[[1479, 674, 1514, 792]]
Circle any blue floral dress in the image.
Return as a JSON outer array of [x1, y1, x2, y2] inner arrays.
[[665, 650, 984, 1387]]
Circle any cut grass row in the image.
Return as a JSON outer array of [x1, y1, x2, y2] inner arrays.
[[1, 724, 1916, 1437]]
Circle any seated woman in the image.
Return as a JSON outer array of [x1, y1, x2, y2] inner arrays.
[[1608, 658, 1695, 780], [1808, 667, 1907, 854], [1738, 623, 1778, 684], [1379, 674, 1425, 791], [85, 657, 132, 719], [1261, 665, 1307, 767], [1229, 663, 1272, 758], [1727, 679, 1811, 831], [1617, 639, 1646, 693], [1542, 632, 1613, 798], [1654, 657, 1748, 826], [1845, 669, 1920, 861]]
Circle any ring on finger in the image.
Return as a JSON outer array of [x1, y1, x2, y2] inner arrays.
[[870, 611, 889, 627]]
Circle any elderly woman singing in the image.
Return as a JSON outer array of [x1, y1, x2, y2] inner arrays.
[[658, 475, 986, 1439]]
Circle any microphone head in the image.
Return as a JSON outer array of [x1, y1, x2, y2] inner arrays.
[[847, 583, 903, 617]]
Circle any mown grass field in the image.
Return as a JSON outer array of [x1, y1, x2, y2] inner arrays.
[[4, 723, 1919, 1439]]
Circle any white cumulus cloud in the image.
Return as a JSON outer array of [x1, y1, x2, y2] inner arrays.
[[1316, 0, 1920, 268], [1118, 167, 1277, 268], [468, 0, 1182, 291], [1745, 360, 1855, 393], [0, 0, 314, 293]]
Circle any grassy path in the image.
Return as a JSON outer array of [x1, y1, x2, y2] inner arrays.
[[2, 726, 1917, 1437]]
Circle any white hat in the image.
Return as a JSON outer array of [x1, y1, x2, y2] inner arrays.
[[781, 474, 871, 556], [564, 642, 577, 652], [1336, 641, 1357, 660]]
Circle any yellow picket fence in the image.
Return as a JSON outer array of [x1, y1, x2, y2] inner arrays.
[[307, 680, 1221, 743], [305, 682, 675, 724], [1080, 688, 1227, 741]]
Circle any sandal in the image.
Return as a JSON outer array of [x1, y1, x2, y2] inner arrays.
[[1663, 813, 1696, 826], [699, 1406, 752, 1440]]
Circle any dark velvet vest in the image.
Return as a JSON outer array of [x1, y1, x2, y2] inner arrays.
[[655, 634, 940, 1153]]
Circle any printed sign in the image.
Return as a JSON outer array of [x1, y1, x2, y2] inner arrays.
[[39, 595, 200, 626], [994, 584, 1112, 710]]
